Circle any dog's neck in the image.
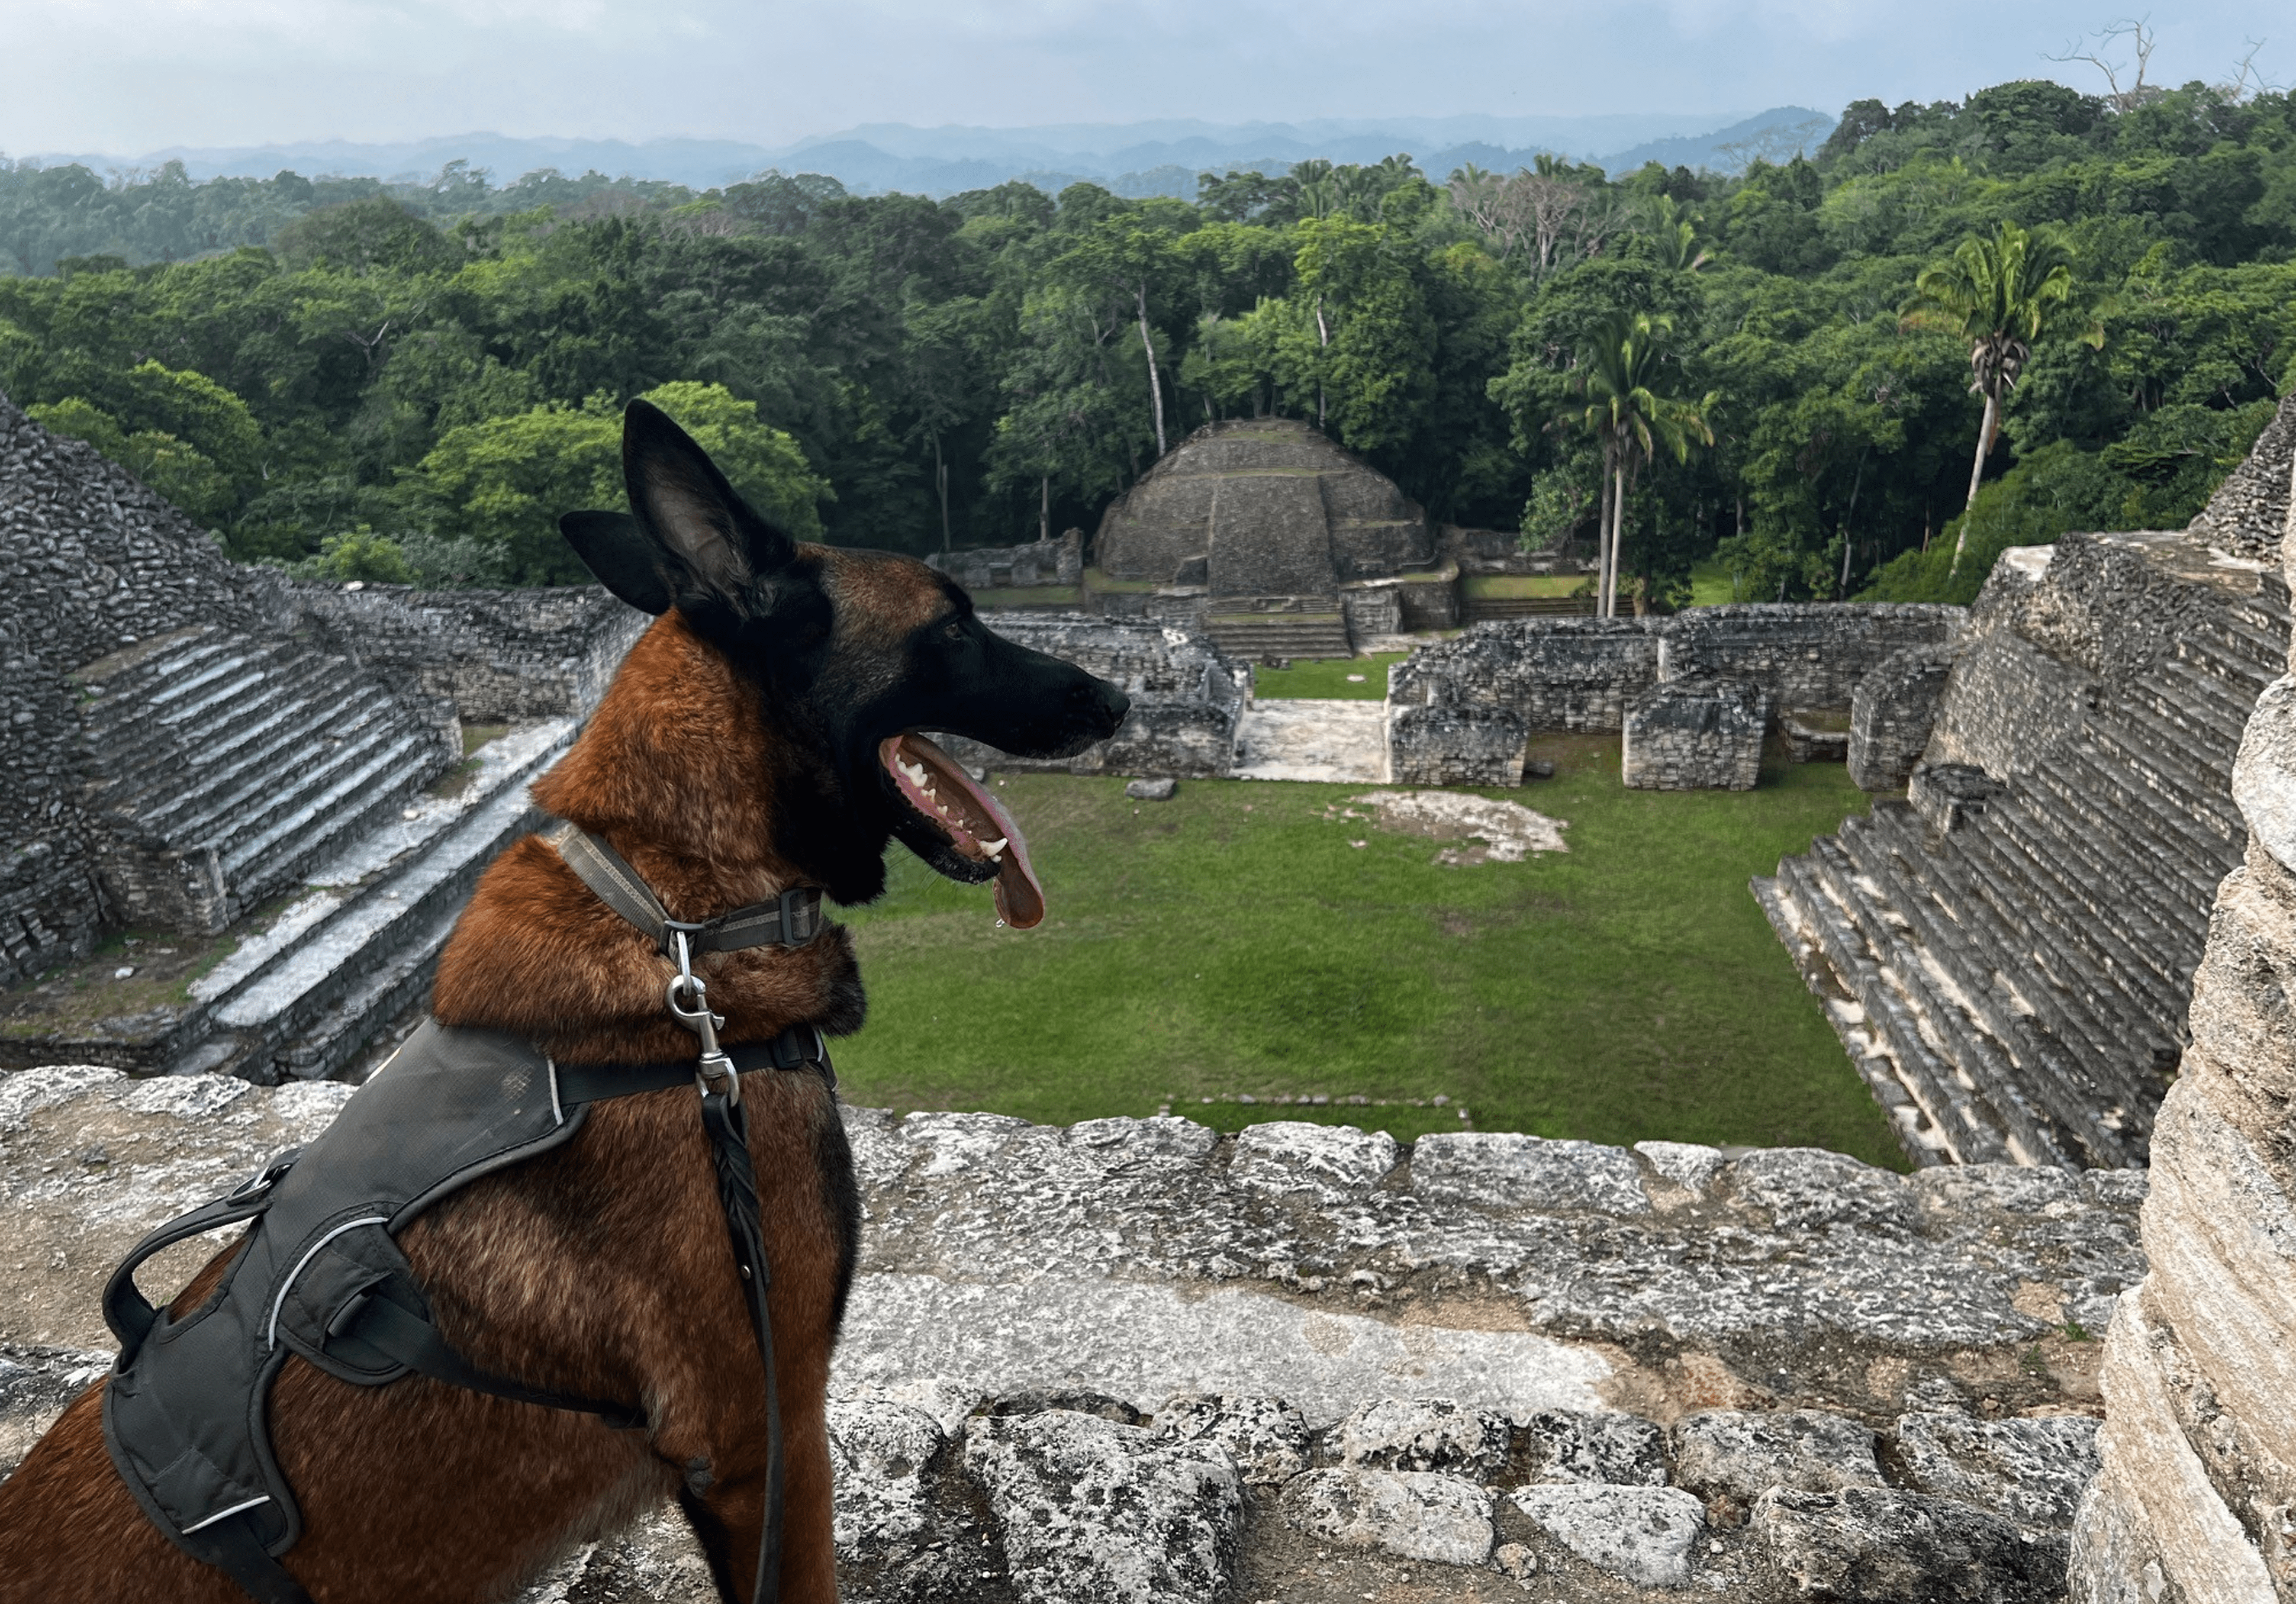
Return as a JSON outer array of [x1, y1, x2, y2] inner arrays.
[[431, 611, 868, 1061], [533, 611, 812, 916]]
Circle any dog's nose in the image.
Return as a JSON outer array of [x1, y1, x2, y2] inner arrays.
[[1091, 678, 1131, 732]]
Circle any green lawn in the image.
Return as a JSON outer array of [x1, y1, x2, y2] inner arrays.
[[1461, 573, 1588, 598], [833, 735, 1902, 1165], [1253, 652, 1406, 700], [1689, 560, 1739, 607]]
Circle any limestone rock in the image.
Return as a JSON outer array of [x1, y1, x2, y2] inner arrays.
[[1152, 1393, 1309, 1486], [1516, 1407, 1670, 1487], [1730, 1148, 1912, 1232], [1509, 1482, 1707, 1588], [964, 1409, 1241, 1604], [1634, 1139, 1728, 1197], [1892, 1412, 2099, 1531], [515, 1503, 719, 1603], [1280, 1467, 1495, 1566], [1226, 1120, 1397, 1199], [1333, 1397, 1509, 1478], [1411, 1132, 1649, 1213], [1123, 777, 1177, 801], [1752, 1486, 2069, 1603], [1672, 1410, 1884, 1506], [2232, 675, 2296, 875]]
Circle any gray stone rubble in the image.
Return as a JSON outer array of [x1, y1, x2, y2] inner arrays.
[[2, 1065, 2143, 1600]]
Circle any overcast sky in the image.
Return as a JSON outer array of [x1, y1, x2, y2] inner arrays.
[[1, 0, 2279, 157]]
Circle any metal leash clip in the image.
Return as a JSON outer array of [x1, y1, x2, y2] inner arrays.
[[666, 928, 740, 1104]]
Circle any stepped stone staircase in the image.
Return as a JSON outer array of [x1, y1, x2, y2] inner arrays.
[[1460, 594, 1596, 623], [1203, 596, 1353, 661], [1756, 569, 2289, 1170], [175, 719, 576, 1083], [72, 626, 459, 933]]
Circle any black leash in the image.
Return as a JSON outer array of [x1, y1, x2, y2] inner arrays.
[[550, 822, 832, 1604]]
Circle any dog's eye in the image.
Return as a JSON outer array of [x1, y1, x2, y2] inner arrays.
[[942, 620, 966, 643]]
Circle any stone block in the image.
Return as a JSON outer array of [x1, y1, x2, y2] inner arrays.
[[1730, 1148, 1912, 1231], [1907, 762, 2006, 833], [1152, 1394, 1309, 1486], [1671, 1409, 1884, 1504], [1280, 1467, 1495, 1566], [1124, 777, 1176, 801], [1621, 675, 1769, 791], [1411, 1131, 1649, 1213], [1782, 708, 1850, 762], [1752, 1486, 2068, 1603], [1659, 603, 1966, 713], [1228, 1121, 1399, 1199], [1849, 643, 1957, 791], [1333, 1397, 1510, 1477], [1515, 1408, 1670, 1487], [1384, 701, 1527, 787], [1892, 1412, 2099, 1529], [2233, 674, 2296, 874], [1634, 1139, 1728, 1197], [964, 1409, 1242, 1604], [1509, 1483, 1706, 1588]]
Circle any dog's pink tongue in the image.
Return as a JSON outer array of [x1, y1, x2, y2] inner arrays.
[[881, 734, 1047, 929]]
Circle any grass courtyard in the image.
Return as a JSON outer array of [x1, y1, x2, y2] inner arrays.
[[833, 733, 1902, 1167]]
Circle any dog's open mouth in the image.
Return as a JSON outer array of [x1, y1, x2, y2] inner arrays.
[[880, 733, 1046, 929]]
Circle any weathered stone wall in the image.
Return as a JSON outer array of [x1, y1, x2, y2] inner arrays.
[[1389, 704, 1528, 787], [2187, 391, 2296, 563], [287, 581, 648, 721], [1659, 604, 1965, 714], [926, 529, 1084, 594], [1389, 607, 1969, 785], [2070, 457, 2296, 1602], [1389, 618, 1665, 733], [932, 613, 1248, 780], [2, 1066, 2144, 1602], [1849, 645, 1960, 791], [1622, 677, 1770, 791], [0, 390, 297, 987]]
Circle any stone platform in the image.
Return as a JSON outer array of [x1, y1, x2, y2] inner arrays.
[[3, 1065, 2144, 1602]]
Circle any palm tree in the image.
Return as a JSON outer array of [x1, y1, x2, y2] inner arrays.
[[1561, 313, 1715, 617], [1901, 220, 2104, 574]]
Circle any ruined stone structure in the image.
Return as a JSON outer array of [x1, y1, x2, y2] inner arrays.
[[1094, 418, 1454, 659], [5, 1067, 2143, 1602], [0, 392, 648, 1081], [1758, 527, 2289, 1173], [934, 613, 1250, 780], [926, 529, 1084, 598], [1622, 677, 1771, 792], [1387, 607, 1962, 787], [0, 391, 456, 988], [2068, 404, 2296, 1602], [288, 581, 648, 723]]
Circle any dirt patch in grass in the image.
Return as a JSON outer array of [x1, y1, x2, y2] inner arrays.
[[1347, 790, 1570, 862]]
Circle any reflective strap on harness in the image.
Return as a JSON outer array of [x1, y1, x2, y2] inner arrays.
[[549, 823, 823, 954], [197, 1508, 317, 1604]]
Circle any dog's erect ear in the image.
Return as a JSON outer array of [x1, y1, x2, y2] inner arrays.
[[558, 511, 672, 615], [620, 400, 797, 613]]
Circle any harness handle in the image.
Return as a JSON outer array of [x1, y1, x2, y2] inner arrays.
[[104, 1149, 300, 1361]]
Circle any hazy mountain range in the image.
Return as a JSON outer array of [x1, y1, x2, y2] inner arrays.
[[22, 108, 1837, 195]]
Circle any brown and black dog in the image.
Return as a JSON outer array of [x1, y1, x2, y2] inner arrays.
[[0, 400, 1129, 1603]]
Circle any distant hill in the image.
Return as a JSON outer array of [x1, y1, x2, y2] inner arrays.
[[24, 108, 1835, 197]]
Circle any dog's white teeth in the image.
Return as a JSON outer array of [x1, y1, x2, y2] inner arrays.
[[982, 838, 1007, 860]]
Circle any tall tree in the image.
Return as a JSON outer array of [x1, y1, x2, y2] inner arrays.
[[1900, 220, 2104, 572], [1560, 312, 1714, 617]]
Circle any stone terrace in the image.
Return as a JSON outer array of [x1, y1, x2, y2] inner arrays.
[[1759, 532, 2289, 1171], [3, 1067, 2141, 1603]]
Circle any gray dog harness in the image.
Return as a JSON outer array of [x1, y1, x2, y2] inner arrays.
[[101, 826, 831, 1604]]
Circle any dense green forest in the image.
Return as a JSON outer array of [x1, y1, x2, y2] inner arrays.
[[2, 74, 2291, 604]]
